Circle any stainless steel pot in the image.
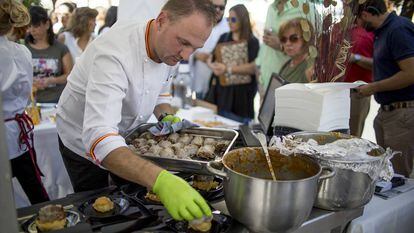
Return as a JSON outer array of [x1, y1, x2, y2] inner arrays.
[[207, 147, 335, 233], [289, 131, 385, 211]]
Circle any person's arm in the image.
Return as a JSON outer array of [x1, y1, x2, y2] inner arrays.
[[102, 147, 162, 189], [350, 53, 373, 70], [57, 33, 65, 44], [357, 57, 414, 96], [46, 52, 73, 85], [194, 52, 210, 63]]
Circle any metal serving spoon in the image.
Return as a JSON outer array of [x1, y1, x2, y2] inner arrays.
[[255, 132, 277, 181]]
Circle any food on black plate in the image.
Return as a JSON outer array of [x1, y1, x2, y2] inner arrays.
[[192, 176, 219, 192], [188, 216, 212, 232], [145, 191, 161, 203], [92, 196, 114, 213], [35, 205, 66, 232]]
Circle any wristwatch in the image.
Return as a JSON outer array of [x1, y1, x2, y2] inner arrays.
[[354, 54, 362, 63]]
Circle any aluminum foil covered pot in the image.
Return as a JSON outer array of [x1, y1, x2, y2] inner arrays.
[[274, 131, 395, 211]]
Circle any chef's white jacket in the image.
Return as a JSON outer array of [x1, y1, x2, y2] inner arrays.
[[56, 21, 177, 165], [0, 36, 33, 159]]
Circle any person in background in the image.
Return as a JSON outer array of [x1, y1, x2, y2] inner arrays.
[[255, 0, 312, 98], [207, 4, 259, 124], [190, 0, 229, 99], [356, 0, 414, 177], [53, 2, 76, 35], [0, 0, 50, 204], [344, 17, 374, 137], [98, 6, 117, 35], [94, 6, 107, 35], [26, 6, 73, 103], [57, 0, 215, 221], [278, 18, 314, 83], [58, 7, 97, 62]]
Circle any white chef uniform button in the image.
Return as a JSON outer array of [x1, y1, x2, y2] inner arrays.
[[139, 115, 144, 119], [145, 90, 149, 94], [144, 58, 148, 63]]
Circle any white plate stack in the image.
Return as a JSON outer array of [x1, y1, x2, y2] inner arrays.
[[273, 82, 364, 132]]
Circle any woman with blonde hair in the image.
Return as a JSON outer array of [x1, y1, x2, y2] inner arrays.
[[58, 7, 98, 62], [0, 0, 49, 204], [278, 17, 315, 83]]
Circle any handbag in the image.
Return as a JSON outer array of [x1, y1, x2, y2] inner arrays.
[[214, 38, 251, 86]]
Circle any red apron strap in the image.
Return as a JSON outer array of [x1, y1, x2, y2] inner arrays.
[[6, 112, 49, 200]]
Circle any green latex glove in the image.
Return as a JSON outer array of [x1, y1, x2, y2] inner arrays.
[[161, 114, 181, 124], [153, 170, 212, 221]]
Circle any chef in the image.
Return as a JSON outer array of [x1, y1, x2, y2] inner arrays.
[[1, 0, 49, 204], [56, 0, 215, 221]]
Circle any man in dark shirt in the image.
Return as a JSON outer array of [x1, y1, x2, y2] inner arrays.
[[356, 0, 414, 177], [345, 17, 374, 137]]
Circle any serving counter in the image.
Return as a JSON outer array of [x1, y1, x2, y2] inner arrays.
[[17, 184, 363, 233]]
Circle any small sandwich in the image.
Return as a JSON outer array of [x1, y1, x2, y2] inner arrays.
[[35, 205, 66, 232], [192, 175, 219, 191], [145, 191, 161, 203], [188, 216, 213, 232], [92, 196, 114, 213]]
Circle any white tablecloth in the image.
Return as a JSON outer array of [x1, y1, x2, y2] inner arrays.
[[347, 181, 414, 233], [13, 121, 74, 208]]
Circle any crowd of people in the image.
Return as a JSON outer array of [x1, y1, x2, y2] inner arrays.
[[1, 0, 414, 223]]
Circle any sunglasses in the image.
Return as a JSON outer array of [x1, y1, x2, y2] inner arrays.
[[280, 34, 301, 44], [213, 4, 225, 11], [226, 17, 237, 23]]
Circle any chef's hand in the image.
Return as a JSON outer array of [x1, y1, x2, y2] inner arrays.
[[153, 170, 212, 221], [161, 114, 181, 124]]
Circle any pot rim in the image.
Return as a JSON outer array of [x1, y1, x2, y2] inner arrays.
[[221, 147, 323, 183]]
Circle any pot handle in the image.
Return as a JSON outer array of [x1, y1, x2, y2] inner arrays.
[[206, 161, 228, 178], [318, 166, 336, 181]]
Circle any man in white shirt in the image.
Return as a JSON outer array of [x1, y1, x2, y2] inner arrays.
[[57, 0, 215, 221], [190, 0, 229, 99]]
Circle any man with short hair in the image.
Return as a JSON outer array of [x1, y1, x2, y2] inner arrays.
[[57, 0, 215, 221], [190, 0, 229, 99], [356, 0, 414, 177]]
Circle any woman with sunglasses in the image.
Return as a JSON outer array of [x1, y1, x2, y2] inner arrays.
[[278, 17, 314, 83], [207, 4, 259, 124]]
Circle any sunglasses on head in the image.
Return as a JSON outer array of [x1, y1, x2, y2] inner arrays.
[[280, 34, 301, 44], [213, 4, 225, 11], [227, 17, 237, 23]]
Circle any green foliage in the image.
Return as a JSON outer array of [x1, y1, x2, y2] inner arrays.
[[22, 0, 41, 8]]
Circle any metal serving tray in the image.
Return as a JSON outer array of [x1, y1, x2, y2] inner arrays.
[[124, 124, 239, 175]]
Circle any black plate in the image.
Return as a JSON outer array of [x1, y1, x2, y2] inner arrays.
[[185, 175, 224, 202], [78, 197, 130, 220], [165, 212, 232, 233], [135, 189, 164, 206], [21, 210, 81, 233]]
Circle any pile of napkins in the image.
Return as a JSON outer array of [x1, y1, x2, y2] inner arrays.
[[273, 82, 364, 132]]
